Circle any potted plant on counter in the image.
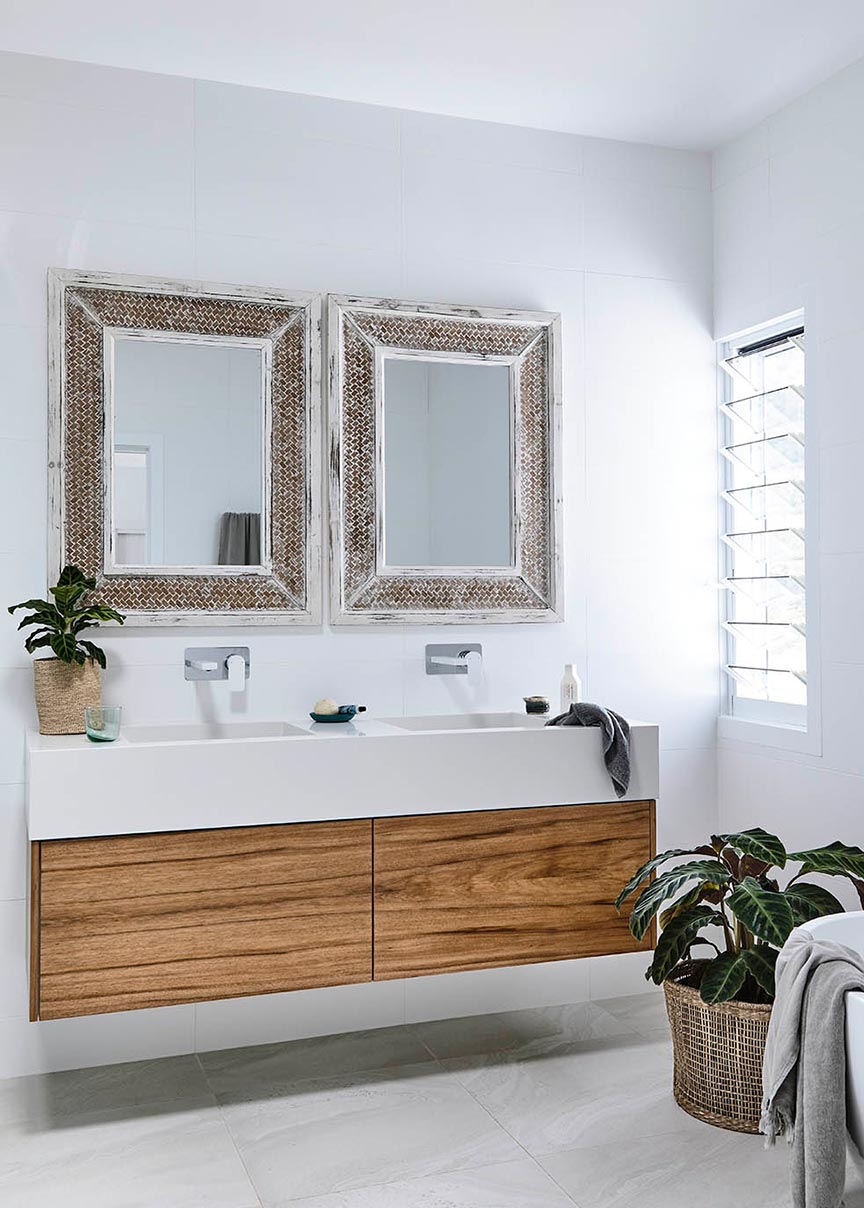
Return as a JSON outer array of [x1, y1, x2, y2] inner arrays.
[[617, 828, 864, 1133], [9, 565, 125, 735]]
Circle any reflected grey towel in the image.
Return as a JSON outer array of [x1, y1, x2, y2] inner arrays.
[[217, 512, 261, 566], [545, 702, 630, 797], [761, 931, 864, 1208]]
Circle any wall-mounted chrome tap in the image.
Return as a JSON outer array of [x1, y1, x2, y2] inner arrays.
[[184, 647, 250, 692], [425, 644, 483, 685]]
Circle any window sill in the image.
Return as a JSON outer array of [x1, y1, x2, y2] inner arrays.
[[717, 713, 821, 757]]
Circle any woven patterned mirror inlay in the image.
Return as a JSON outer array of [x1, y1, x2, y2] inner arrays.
[[53, 272, 319, 623], [330, 298, 562, 622]]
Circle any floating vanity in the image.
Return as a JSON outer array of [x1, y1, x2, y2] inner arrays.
[[34, 272, 657, 1025], [26, 716, 658, 1022]]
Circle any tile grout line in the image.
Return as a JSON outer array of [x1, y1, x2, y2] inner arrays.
[[453, 1072, 586, 1208], [193, 1050, 264, 1208]]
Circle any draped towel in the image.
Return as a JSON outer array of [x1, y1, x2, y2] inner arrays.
[[217, 512, 261, 565]]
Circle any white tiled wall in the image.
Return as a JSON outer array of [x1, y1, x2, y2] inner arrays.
[[0, 51, 717, 1077], [713, 57, 864, 855]]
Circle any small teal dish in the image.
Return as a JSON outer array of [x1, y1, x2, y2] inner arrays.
[[309, 704, 366, 724]]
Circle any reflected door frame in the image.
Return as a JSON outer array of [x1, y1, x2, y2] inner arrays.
[[113, 432, 165, 566]]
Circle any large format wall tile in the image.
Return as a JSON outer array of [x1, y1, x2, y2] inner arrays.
[[0, 97, 193, 228], [404, 152, 584, 269], [195, 121, 400, 248]]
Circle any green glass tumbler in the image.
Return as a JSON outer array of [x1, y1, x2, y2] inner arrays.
[[84, 706, 122, 742]]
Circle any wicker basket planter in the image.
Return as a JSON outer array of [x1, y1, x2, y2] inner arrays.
[[664, 961, 772, 1134], [33, 657, 101, 735]]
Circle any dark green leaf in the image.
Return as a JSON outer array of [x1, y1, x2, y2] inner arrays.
[[728, 877, 796, 947], [851, 878, 864, 910], [8, 597, 53, 615], [659, 885, 704, 929], [700, 951, 750, 1004], [789, 842, 864, 880], [17, 612, 53, 632], [57, 565, 95, 590], [720, 828, 787, 869], [50, 583, 88, 609], [78, 641, 106, 670], [24, 632, 53, 654], [744, 944, 779, 998], [69, 604, 125, 627], [785, 882, 845, 924], [629, 861, 731, 941], [647, 905, 722, 984], [615, 849, 705, 911], [49, 632, 80, 663]]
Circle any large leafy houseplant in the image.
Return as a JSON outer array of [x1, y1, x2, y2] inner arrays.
[[8, 565, 124, 666], [616, 828, 864, 1005]]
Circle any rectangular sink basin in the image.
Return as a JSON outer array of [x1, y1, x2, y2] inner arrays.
[[124, 721, 308, 744], [382, 712, 547, 732]]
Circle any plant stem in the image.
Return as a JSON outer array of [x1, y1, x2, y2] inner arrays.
[[718, 897, 737, 953]]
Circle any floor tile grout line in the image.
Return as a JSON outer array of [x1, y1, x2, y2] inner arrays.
[[193, 1051, 264, 1208], [452, 1066, 585, 1207]]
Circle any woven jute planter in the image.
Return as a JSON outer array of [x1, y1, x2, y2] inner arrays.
[[33, 657, 101, 735], [664, 961, 772, 1134]]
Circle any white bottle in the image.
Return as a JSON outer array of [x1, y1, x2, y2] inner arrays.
[[560, 663, 582, 712]]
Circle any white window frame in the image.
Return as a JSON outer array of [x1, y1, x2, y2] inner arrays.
[[716, 311, 821, 757]]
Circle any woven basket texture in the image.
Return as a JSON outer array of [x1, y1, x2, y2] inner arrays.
[[33, 657, 101, 735], [664, 961, 772, 1134]]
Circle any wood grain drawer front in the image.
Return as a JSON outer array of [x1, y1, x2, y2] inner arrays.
[[373, 802, 655, 980], [34, 820, 372, 1020]]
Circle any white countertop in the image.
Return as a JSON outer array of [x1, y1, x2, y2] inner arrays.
[[26, 715, 660, 841]]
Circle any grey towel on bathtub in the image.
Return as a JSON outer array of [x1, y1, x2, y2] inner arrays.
[[545, 702, 630, 797], [761, 931, 864, 1208]]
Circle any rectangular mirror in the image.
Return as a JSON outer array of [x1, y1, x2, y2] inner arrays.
[[329, 295, 563, 624], [110, 335, 265, 570], [382, 355, 514, 570], [49, 269, 321, 625]]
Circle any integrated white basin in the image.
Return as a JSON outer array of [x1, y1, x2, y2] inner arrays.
[[382, 712, 546, 732], [124, 720, 308, 744], [26, 713, 660, 842]]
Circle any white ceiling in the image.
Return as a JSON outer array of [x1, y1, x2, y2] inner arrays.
[[3, 0, 864, 150]]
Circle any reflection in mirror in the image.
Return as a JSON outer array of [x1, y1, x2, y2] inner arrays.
[[111, 337, 265, 568], [382, 357, 513, 569]]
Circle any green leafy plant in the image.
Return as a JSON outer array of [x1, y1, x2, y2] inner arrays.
[[8, 565, 124, 668], [617, 828, 864, 1004]]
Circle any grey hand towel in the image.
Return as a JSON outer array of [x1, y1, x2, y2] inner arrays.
[[761, 930, 864, 1208], [545, 702, 630, 797], [217, 512, 261, 566]]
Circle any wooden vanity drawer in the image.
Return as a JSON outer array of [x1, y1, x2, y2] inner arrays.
[[372, 801, 655, 980], [31, 820, 372, 1020]]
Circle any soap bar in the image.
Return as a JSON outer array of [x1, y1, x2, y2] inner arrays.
[[313, 697, 338, 715]]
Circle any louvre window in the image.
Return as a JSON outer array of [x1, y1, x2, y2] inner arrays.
[[720, 321, 806, 722]]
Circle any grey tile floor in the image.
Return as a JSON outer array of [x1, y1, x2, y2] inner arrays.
[[0, 991, 860, 1207]]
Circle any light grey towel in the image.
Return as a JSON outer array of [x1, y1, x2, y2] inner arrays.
[[545, 702, 630, 797], [217, 512, 261, 566], [761, 930, 864, 1208]]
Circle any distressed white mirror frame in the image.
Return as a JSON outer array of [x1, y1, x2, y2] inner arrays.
[[328, 295, 563, 624], [48, 269, 322, 626]]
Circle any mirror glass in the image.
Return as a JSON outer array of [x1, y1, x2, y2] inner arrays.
[[111, 337, 265, 568], [382, 357, 513, 568]]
